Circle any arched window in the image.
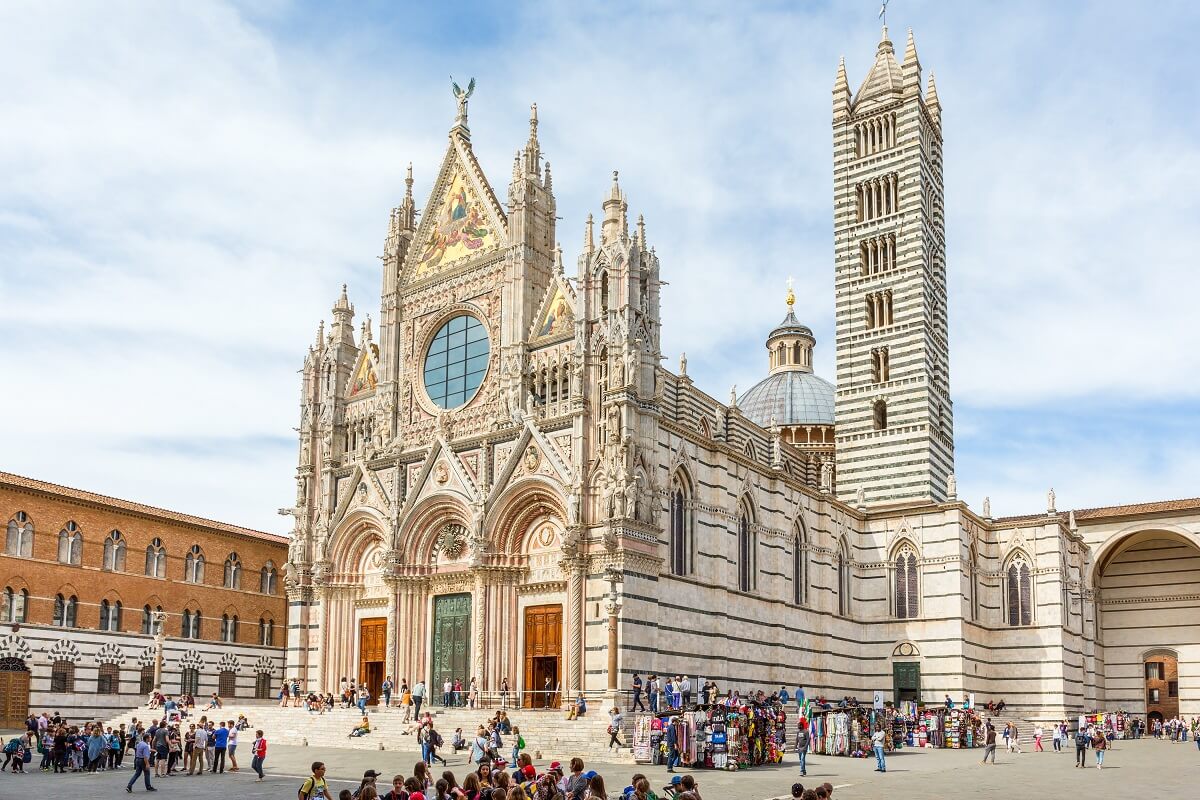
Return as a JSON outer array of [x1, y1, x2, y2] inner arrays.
[[598, 269, 609, 313], [737, 504, 756, 593], [1, 587, 28, 623], [99, 599, 122, 631], [792, 528, 807, 606], [180, 667, 199, 696], [145, 538, 166, 578], [668, 474, 691, 576], [53, 594, 78, 628], [6, 512, 33, 557], [836, 541, 851, 616], [894, 545, 919, 619], [184, 545, 204, 584], [259, 618, 275, 646], [58, 521, 83, 565], [873, 399, 888, 430], [968, 544, 979, 622], [104, 530, 127, 571], [139, 665, 155, 694], [1006, 556, 1033, 626], [223, 553, 242, 589], [142, 605, 153, 634], [260, 561, 277, 595], [255, 671, 273, 699], [221, 614, 238, 643], [181, 609, 201, 639], [50, 660, 75, 693]]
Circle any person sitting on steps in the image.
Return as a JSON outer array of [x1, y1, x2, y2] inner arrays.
[[348, 716, 371, 738]]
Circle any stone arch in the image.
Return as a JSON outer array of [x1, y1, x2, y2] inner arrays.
[[887, 535, 922, 561], [329, 508, 390, 582], [485, 476, 568, 556], [137, 645, 156, 667], [1086, 525, 1200, 588], [95, 642, 126, 665], [0, 633, 32, 660], [218, 652, 241, 673], [177, 649, 205, 670], [891, 640, 922, 659], [398, 493, 473, 564], [47, 638, 82, 664]]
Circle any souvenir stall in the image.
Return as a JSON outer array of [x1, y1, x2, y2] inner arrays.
[[632, 699, 787, 770], [916, 706, 982, 748], [1084, 712, 1130, 740], [807, 706, 896, 757]]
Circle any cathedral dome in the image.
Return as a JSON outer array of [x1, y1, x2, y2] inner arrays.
[[739, 370, 836, 427], [738, 286, 835, 427]]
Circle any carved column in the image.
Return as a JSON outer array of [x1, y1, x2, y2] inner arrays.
[[385, 576, 399, 693], [562, 554, 586, 705], [472, 571, 488, 690], [312, 585, 329, 693]]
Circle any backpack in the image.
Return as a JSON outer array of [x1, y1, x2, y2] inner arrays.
[[1074, 731, 1088, 746], [431, 730, 443, 747], [3, 739, 18, 754]]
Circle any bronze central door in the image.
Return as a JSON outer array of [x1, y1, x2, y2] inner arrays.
[[431, 593, 471, 688]]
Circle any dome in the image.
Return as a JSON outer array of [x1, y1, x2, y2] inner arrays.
[[739, 370, 836, 427]]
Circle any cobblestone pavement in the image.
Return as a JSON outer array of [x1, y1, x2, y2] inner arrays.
[[0, 738, 1195, 799]]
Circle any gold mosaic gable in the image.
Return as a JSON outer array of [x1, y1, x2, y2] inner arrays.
[[411, 166, 498, 279], [347, 344, 379, 398], [532, 283, 574, 341]]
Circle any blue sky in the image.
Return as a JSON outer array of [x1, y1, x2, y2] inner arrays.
[[2, 0, 1198, 533]]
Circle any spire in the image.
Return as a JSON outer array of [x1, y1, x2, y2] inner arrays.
[[636, 214, 646, 250], [333, 284, 352, 317], [511, 150, 521, 184], [554, 242, 564, 274], [766, 277, 815, 376], [854, 26, 903, 104], [601, 171, 624, 245], [330, 285, 355, 344], [543, 160, 553, 192], [399, 162, 415, 231], [315, 320, 325, 350], [523, 103, 541, 179], [833, 56, 851, 120], [360, 315, 372, 342], [901, 27, 922, 93], [584, 213, 595, 254], [903, 27, 919, 67], [926, 71, 941, 122]]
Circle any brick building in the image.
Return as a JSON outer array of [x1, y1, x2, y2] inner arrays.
[[0, 472, 288, 724]]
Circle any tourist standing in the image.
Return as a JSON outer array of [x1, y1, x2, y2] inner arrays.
[[981, 722, 997, 764], [1073, 725, 1089, 768], [471, 727, 490, 768], [212, 720, 229, 773], [412, 680, 426, 718], [443, 678, 453, 708], [665, 720, 680, 773], [511, 726, 524, 765], [1034, 724, 1043, 752], [1051, 723, 1061, 752], [649, 675, 660, 713], [680, 676, 692, 708], [189, 723, 207, 774], [126, 734, 154, 793], [871, 726, 886, 773], [608, 708, 625, 749], [382, 676, 394, 709], [226, 721, 239, 771], [299, 762, 329, 800], [631, 673, 645, 712], [499, 676, 510, 708], [1091, 729, 1107, 769], [796, 720, 810, 777], [250, 730, 267, 782]]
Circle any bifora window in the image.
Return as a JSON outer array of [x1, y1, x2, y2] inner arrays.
[[423, 315, 489, 409]]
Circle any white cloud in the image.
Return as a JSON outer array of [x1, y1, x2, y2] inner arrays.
[[1, 0, 1197, 531]]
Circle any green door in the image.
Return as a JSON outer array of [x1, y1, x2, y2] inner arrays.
[[431, 593, 471, 687], [893, 662, 921, 703]]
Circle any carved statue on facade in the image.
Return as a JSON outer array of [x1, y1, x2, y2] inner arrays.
[[947, 472, 957, 499], [624, 473, 640, 521], [283, 560, 299, 589], [1047, 487, 1056, 513], [679, 352, 687, 376], [820, 461, 833, 494]]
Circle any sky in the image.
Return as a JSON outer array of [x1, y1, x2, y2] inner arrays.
[[2, 0, 1198, 535]]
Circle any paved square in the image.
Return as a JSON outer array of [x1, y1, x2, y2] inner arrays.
[[0, 738, 1195, 799]]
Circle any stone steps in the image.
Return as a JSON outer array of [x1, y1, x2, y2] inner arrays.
[[101, 702, 635, 763]]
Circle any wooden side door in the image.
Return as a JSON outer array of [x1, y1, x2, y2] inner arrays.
[[359, 617, 387, 704], [0, 664, 30, 728], [523, 604, 563, 707]]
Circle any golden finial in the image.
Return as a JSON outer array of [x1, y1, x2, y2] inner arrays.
[[786, 276, 795, 308]]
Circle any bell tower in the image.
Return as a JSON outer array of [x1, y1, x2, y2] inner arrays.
[[832, 26, 953, 505]]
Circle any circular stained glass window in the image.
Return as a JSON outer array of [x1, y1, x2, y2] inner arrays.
[[423, 314, 489, 409]]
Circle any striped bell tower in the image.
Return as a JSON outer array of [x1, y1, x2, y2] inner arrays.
[[832, 26, 953, 506]]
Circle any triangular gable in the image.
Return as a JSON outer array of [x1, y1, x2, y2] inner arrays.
[[404, 133, 508, 284], [347, 344, 380, 398], [400, 436, 483, 517], [529, 275, 577, 343], [488, 417, 572, 505]]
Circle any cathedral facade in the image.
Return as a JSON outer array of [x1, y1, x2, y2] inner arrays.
[[282, 27, 1199, 722]]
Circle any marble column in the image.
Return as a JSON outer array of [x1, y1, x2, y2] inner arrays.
[[563, 555, 586, 704], [312, 586, 329, 693], [472, 571, 488, 689], [385, 576, 399, 690]]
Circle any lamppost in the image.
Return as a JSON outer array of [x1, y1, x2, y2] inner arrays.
[[604, 567, 623, 706], [152, 611, 166, 692]]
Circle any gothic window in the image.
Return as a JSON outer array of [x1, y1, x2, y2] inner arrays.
[[836, 541, 851, 616], [864, 291, 894, 329], [871, 347, 890, 383], [224, 553, 242, 589], [873, 399, 888, 430], [792, 528, 807, 606], [5, 512, 33, 557], [145, 538, 167, 578], [142, 605, 153, 634], [99, 599, 123, 631], [259, 618, 274, 646], [97, 663, 120, 695], [856, 173, 899, 222], [221, 614, 238, 643], [50, 660, 75, 693], [53, 594, 78, 627], [57, 521, 83, 565], [180, 667, 199, 696], [184, 545, 204, 583], [968, 544, 979, 622], [103, 530, 127, 571], [181, 609, 201, 639], [669, 473, 692, 576], [599, 269, 609, 313], [260, 561, 278, 595], [894, 545, 919, 619], [859, 234, 897, 276], [737, 504, 756, 593], [1007, 557, 1033, 626], [1, 587, 28, 623]]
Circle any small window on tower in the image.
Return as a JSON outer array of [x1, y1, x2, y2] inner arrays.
[[872, 399, 887, 431]]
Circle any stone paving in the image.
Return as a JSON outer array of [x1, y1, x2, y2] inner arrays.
[[0, 737, 1195, 799]]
